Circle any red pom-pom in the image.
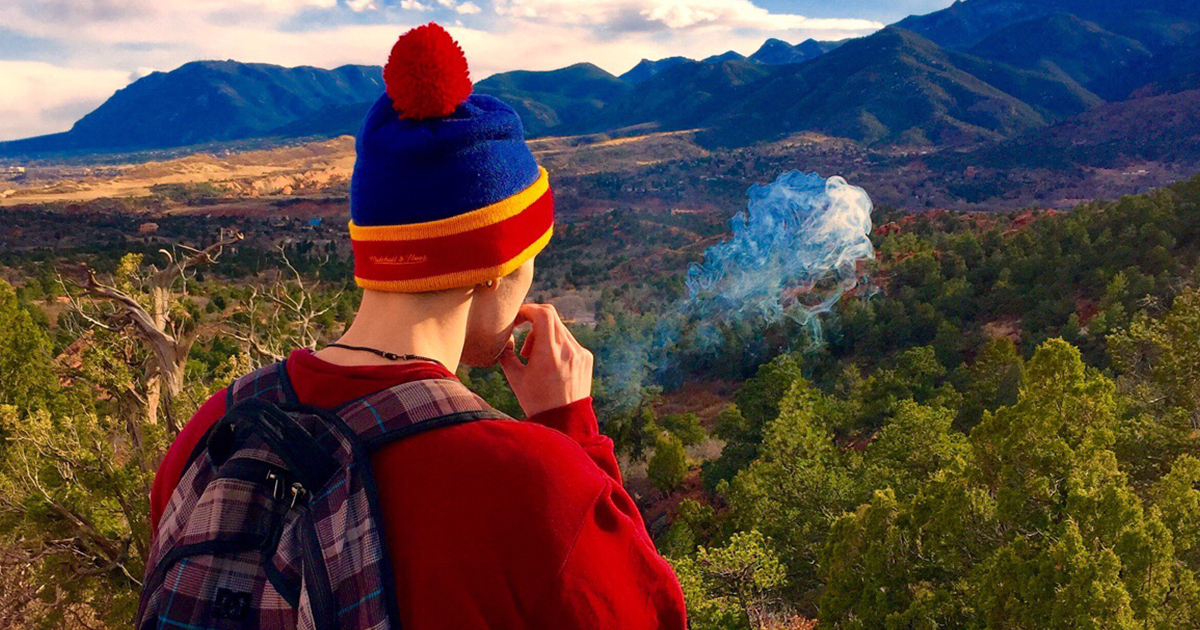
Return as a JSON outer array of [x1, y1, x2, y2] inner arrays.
[[383, 23, 473, 120]]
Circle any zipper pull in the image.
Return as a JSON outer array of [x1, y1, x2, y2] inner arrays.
[[267, 471, 285, 500], [290, 482, 307, 508]]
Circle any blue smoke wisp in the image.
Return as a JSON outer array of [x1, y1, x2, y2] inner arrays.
[[683, 171, 875, 340], [593, 171, 875, 414]]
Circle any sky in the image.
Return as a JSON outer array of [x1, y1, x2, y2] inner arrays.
[[0, 0, 955, 142]]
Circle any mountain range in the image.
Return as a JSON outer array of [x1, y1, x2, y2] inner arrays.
[[0, 62, 382, 155], [896, 0, 1200, 51], [2, 0, 1199, 159]]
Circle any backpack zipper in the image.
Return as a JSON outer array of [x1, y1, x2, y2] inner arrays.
[[289, 481, 308, 508], [259, 470, 306, 608], [295, 492, 339, 629], [259, 476, 334, 625]]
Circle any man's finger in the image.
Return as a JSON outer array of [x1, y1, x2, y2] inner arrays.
[[514, 303, 535, 327], [540, 306, 586, 359], [553, 313, 582, 348], [514, 304, 539, 358], [524, 304, 561, 342], [518, 304, 562, 357]]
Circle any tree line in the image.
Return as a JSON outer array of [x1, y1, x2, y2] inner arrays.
[[0, 173, 1198, 628]]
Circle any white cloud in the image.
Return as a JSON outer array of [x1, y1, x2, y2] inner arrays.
[[11, 0, 337, 25], [129, 66, 158, 81], [435, 0, 481, 14], [492, 0, 882, 33], [208, 0, 337, 11], [400, 0, 430, 9], [14, 0, 158, 23], [0, 61, 129, 140]]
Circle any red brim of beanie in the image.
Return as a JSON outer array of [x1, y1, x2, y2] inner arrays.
[[350, 167, 553, 292]]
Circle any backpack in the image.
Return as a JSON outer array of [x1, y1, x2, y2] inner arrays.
[[137, 361, 510, 630]]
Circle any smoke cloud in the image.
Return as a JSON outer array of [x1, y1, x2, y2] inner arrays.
[[593, 171, 876, 413], [684, 170, 875, 341]]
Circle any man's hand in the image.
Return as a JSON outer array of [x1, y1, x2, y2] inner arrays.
[[499, 303, 594, 417]]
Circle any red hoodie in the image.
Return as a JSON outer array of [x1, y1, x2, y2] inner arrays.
[[150, 349, 687, 629]]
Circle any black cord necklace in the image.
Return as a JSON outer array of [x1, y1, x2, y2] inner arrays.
[[325, 343, 447, 369]]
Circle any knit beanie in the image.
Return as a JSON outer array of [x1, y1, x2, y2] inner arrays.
[[349, 23, 553, 292]]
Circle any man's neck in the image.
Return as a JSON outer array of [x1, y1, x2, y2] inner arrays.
[[315, 289, 472, 372]]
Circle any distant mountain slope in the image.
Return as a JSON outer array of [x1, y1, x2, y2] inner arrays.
[[268, 100, 375, 139], [895, 0, 1053, 49], [584, 59, 772, 134], [1104, 6, 1200, 51], [967, 14, 1151, 87], [622, 38, 843, 84], [966, 88, 1200, 168], [749, 38, 842, 65], [706, 27, 1097, 147], [1091, 33, 1200, 100], [274, 63, 632, 140], [798, 39, 846, 58], [897, 0, 1200, 51], [749, 39, 807, 65], [473, 63, 631, 136], [702, 51, 748, 64], [619, 57, 691, 84], [0, 61, 381, 154], [945, 49, 1101, 119]]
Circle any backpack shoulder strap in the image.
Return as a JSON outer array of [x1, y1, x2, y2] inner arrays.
[[226, 360, 509, 449], [227, 360, 295, 407], [333, 377, 511, 450]]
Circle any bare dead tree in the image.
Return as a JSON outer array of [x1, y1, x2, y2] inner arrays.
[[230, 244, 341, 363], [63, 230, 243, 432]]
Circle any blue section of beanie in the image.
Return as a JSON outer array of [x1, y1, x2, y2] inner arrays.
[[350, 93, 542, 226]]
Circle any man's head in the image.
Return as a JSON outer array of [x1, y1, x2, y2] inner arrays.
[[459, 258, 535, 366], [346, 23, 552, 365]]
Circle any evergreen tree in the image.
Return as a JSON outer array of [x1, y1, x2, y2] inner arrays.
[[649, 434, 689, 493], [0, 280, 59, 412]]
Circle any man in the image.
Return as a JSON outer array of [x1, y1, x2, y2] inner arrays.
[[149, 22, 687, 630]]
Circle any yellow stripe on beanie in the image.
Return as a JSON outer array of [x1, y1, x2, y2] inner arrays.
[[350, 168, 549, 242]]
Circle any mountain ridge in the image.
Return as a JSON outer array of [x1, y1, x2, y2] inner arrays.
[[2, 61, 383, 155], [966, 14, 1152, 88], [2, 0, 1198, 160], [896, 0, 1200, 51], [701, 27, 1095, 147]]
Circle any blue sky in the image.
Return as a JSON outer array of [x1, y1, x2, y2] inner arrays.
[[0, 0, 956, 141]]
